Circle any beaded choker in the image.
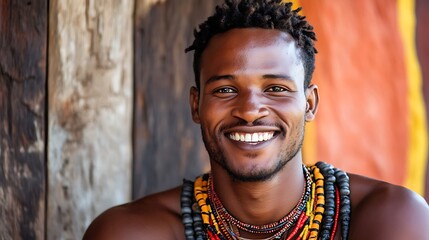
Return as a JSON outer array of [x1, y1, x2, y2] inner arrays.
[[181, 162, 351, 240], [208, 167, 312, 238]]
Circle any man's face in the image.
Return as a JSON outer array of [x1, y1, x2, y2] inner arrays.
[[190, 28, 317, 182]]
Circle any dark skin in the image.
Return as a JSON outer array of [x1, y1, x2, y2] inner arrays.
[[83, 28, 429, 240]]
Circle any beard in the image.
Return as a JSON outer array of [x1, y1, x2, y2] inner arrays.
[[201, 120, 305, 182]]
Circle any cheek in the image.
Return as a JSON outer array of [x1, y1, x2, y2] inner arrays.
[[199, 103, 222, 132], [271, 99, 306, 120], [270, 106, 306, 135], [200, 97, 231, 119]]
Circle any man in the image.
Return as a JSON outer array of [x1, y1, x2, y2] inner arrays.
[[83, 0, 429, 239]]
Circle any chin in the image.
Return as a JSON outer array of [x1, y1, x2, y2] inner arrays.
[[222, 157, 288, 182]]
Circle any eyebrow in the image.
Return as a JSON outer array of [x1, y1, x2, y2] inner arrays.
[[204, 74, 295, 85], [262, 74, 294, 82], [205, 75, 235, 85]]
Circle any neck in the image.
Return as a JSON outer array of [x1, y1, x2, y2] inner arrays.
[[210, 157, 305, 226]]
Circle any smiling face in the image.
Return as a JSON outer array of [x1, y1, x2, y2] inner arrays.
[[190, 28, 318, 182]]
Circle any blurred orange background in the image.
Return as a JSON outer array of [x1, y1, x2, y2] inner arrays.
[[287, 0, 429, 198]]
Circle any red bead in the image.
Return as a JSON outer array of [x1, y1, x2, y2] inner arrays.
[[330, 186, 341, 240]]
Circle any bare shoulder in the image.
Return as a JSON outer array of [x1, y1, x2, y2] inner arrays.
[[83, 186, 185, 240], [348, 173, 429, 240]]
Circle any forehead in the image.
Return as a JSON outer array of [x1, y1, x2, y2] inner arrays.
[[200, 28, 304, 83]]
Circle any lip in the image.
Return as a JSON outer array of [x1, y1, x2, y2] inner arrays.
[[224, 125, 281, 134]]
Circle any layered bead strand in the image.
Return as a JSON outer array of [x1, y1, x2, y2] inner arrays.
[[181, 162, 351, 240], [208, 166, 312, 239], [315, 162, 336, 240]]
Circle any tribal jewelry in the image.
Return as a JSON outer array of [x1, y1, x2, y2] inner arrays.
[[181, 162, 351, 240], [208, 166, 312, 237]]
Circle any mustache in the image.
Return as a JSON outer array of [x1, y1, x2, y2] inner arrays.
[[218, 119, 284, 133]]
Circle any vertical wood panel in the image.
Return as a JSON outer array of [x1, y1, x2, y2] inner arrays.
[[0, 0, 47, 239], [48, 0, 134, 239], [133, 0, 223, 198]]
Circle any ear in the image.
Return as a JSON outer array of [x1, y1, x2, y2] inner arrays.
[[305, 84, 319, 122], [189, 86, 201, 123]]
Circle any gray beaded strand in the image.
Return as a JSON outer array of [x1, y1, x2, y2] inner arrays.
[[181, 179, 206, 240], [315, 162, 351, 240], [316, 162, 337, 240], [180, 179, 205, 240], [181, 179, 196, 240], [334, 168, 351, 240]]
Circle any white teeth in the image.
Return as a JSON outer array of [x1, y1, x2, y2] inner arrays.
[[263, 132, 269, 141], [229, 132, 275, 143], [235, 132, 240, 140], [252, 133, 258, 142], [245, 133, 252, 142]]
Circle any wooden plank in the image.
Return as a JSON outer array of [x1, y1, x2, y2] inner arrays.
[[0, 0, 47, 239], [47, 0, 134, 238], [416, 0, 429, 202], [133, 0, 223, 198]]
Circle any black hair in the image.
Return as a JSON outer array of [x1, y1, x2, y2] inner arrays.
[[185, 0, 317, 90]]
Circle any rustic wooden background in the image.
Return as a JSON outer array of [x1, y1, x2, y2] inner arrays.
[[0, 1, 47, 239], [1, 0, 428, 239], [47, 1, 134, 239], [1, 0, 220, 239], [133, 0, 223, 198]]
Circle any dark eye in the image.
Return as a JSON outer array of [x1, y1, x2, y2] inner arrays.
[[266, 86, 287, 92], [215, 87, 236, 93]]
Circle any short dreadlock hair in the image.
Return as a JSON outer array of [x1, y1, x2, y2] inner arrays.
[[185, 0, 317, 90]]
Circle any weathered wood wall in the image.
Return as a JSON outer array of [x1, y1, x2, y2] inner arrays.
[[133, 0, 223, 198], [0, 1, 47, 239], [47, 0, 134, 239]]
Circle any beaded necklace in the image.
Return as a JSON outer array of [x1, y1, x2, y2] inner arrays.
[[209, 166, 312, 238], [181, 162, 351, 240]]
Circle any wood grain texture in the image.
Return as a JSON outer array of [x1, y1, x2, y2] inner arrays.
[[416, 0, 429, 202], [133, 0, 223, 198], [0, 0, 47, 239], [47, 0, 134, 239]]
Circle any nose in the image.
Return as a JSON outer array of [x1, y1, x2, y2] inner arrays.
[[231, 91, 269, 123]]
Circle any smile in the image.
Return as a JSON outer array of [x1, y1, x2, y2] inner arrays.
[[228, 132, 275, 143]]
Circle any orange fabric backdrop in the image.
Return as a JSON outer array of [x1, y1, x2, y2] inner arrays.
[[299, 1, 411, 185]]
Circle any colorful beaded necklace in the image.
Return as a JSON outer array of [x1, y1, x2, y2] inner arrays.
[[181, 162, 351, 240], [208, 167, 312, 239]]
